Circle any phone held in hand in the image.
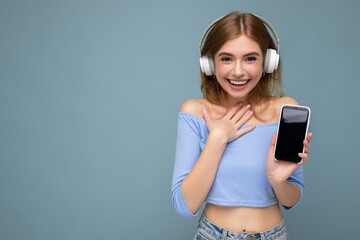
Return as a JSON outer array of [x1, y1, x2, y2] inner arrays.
[[274, 104, 311, 164]]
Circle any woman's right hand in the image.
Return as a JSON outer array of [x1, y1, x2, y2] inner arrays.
[[202, 103, 256, 143]]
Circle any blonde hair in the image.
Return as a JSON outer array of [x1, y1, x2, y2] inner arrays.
[[200, 11, 283, 107]]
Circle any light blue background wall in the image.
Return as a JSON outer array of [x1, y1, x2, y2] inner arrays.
[[1, 0, 359, 239]]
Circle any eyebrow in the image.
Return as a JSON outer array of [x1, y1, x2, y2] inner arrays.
[[217, 51, 261, 57]]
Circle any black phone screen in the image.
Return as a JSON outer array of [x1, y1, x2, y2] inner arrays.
[[274, 105, 310, 164]]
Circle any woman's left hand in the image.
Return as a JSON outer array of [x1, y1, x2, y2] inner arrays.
[[266, 133, 312, 184]]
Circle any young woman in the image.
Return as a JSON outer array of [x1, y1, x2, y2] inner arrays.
[[171, 12, 312, 240]]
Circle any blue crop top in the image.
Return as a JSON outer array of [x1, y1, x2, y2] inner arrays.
[[171, 112, 305, 218]]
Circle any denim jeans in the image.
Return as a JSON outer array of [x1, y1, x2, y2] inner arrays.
[[193, 214, 288, 240]]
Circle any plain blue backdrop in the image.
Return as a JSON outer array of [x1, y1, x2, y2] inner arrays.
[[1, 0, 359, 239]]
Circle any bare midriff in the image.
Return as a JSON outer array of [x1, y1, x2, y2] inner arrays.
[[203, 203, 283, 233]]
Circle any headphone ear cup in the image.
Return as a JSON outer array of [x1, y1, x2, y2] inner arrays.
[[264, 48, 279, 73], [200, 55, 214, 76]]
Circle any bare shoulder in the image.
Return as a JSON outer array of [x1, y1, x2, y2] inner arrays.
[[273, 96, 300, 109], [179, 99, 208, 118], [261, 96, 300, 122]]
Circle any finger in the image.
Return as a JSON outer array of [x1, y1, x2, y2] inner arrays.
[[298, 152, 308, 159], [306, 132, 313, 142], [299, 137, 310, 164], [298, 152, 308, 164], [269, 133, 276, 152], [225, 103, 244, 120], [266, 134, 277, 160], [234, 109, 254, 128], [235, 124, 256, 138], [230, 104, 251, 123], [303, 138, 310, 154], [202, 109, 211, 122]]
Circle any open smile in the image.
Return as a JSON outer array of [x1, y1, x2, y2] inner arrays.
[[227, 79, 250, 87]]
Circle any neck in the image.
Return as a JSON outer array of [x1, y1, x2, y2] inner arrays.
[[223, 94, 247, 108]]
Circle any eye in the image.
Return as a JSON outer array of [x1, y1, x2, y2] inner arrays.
[[246, 56, 257, 62], [220, 56, 232, 63]]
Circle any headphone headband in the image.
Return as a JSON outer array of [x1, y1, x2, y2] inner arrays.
[[199, 12, 280, 55], [252, 14, 280, 53]]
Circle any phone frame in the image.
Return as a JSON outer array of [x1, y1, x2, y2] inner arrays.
[[274, 104, 311, 164]]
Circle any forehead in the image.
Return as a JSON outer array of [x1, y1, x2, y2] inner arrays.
[[216, 35, 262, 55]]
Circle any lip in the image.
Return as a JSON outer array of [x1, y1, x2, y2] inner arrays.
[[227, 79, 250, 90]]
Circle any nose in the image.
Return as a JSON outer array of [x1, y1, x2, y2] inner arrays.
[[233, 61, 245, 77]]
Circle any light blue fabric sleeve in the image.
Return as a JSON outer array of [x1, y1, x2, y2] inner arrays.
[[171, 113, 204, 218], [285, 166, 305, 210]]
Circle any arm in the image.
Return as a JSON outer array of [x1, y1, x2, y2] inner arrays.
[[171, 101, 255, 217], [266, 132, 312, 208], [180, 127, 227, 214]]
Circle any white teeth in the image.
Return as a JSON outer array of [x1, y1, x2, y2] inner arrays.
[[229, 80, 248, 86]]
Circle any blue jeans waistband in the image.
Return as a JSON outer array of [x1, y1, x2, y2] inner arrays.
[[193, 214, 288, 240]]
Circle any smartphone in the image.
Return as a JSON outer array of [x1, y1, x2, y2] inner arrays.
[[274, 104, 311, 164]]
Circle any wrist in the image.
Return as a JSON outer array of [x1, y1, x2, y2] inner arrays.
[[208, 130, 228, 145], [269, 178, 287, 189]]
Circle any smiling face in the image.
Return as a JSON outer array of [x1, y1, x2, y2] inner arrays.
[[200, 12, 282, 106], [214, 34, 264, 105]]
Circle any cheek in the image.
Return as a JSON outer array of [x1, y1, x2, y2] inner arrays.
[[214, 65, 229, 79], [214, 61, 226, 73], [249, 64, 263, 77]]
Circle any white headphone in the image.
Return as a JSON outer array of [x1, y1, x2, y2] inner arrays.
[[199, 13, 280, 76]]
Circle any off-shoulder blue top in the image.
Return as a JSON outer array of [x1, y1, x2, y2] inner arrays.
[[171, 112, 305, 218]]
